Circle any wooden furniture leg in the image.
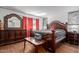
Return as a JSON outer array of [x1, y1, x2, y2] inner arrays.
[[23, 39, 26, 53]]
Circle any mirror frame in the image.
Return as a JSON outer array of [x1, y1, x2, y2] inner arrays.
[[4, 13, 22, 30]]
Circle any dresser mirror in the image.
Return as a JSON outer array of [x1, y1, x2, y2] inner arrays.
[[68, 11, 79, 33], [4, 13, 22, 30]]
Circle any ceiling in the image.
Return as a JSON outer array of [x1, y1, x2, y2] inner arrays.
[[0, 6, 79, 23]]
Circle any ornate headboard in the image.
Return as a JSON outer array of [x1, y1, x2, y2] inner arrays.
[[48, 20, 66, 31]]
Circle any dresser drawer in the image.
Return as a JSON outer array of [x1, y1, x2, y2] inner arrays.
[[0, 31, 4, 40], [67, 32, 79, 44]]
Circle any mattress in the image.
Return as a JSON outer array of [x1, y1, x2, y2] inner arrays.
[[55, 29, 66, 43]]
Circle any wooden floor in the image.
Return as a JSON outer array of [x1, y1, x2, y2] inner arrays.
[[56, 43, 79, 53], [38, 42, 79, 53], [0, 41, 78, 53]]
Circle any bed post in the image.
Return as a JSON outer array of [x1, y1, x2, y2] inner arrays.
[[51, 30, 56, 53]]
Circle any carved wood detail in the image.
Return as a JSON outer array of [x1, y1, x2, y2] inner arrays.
[[4, 13, 22, 30]]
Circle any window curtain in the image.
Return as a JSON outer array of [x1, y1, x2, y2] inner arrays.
[[27, 17, 33, 37], [36, 19, 39, 30], [22, 16, 40, 37]]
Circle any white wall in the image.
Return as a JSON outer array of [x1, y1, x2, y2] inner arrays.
[[47, 6, 79, 24], [0, 8, 45, 30]]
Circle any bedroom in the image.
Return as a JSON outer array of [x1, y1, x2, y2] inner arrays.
[[0, 6, 79, 53]]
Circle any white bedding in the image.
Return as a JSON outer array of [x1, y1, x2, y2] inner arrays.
[[55, 29, 66, 43]]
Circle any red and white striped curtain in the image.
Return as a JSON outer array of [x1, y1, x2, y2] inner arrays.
[[36, 19, 39, 30], [22, 16, 39, 38]]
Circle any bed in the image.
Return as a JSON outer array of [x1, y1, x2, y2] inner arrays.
[[55, 29, 66, 43], [47, 21, 67, 52]]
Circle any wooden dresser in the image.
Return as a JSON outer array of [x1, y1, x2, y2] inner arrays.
[[0, 20, 2, 30], [0, 30, 26, 46], [67, 32, 79, 45]]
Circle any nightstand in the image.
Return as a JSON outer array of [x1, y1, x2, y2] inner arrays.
[[67, 32, 79, 45]]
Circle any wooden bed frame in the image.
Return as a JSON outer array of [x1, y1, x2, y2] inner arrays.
[[47, 21, 67, 52], [48, 21, 66, 31]]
